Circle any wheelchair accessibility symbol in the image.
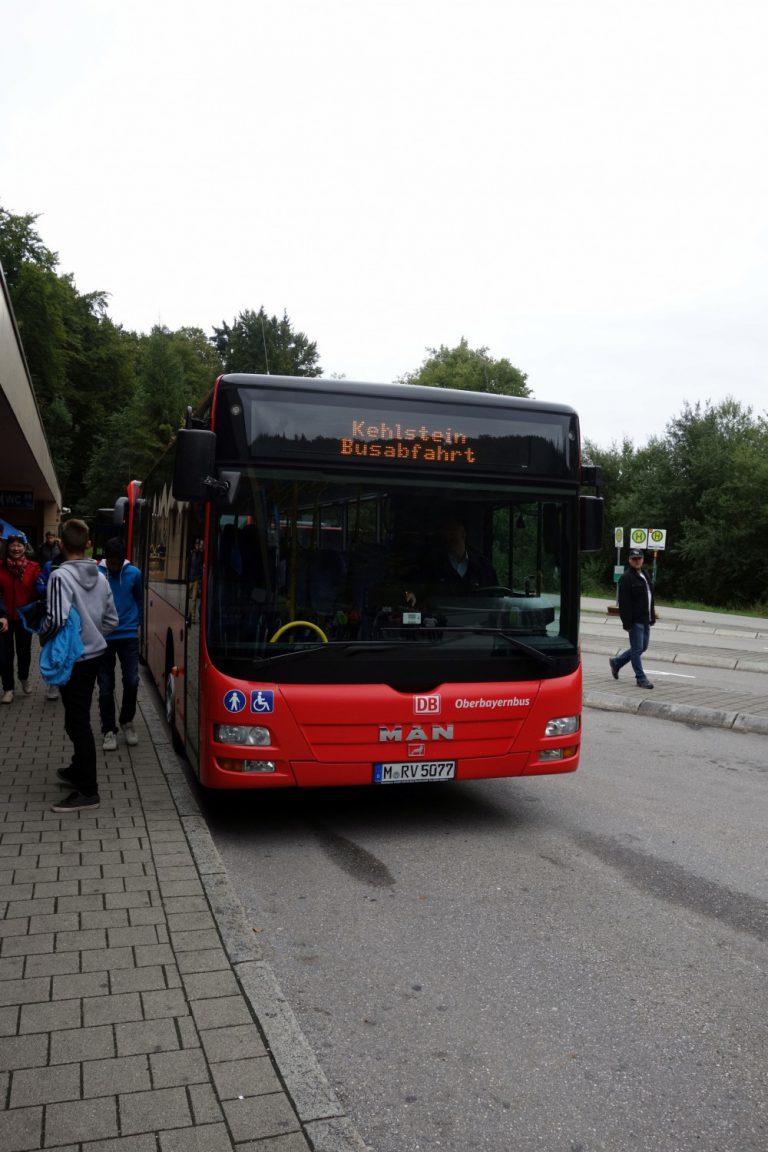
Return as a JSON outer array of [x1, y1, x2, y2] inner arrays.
[[223, 690, 247, 714], [251, 690, 274, 714]]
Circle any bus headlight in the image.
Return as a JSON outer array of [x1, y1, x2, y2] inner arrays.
[[214, 724, 272, 746], [544, 715, 580, 737]]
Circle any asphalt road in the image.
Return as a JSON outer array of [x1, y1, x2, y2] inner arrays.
[[201, 712, 767, 1152]]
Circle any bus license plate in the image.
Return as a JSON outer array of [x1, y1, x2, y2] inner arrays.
[[373, 760, 456, 784]]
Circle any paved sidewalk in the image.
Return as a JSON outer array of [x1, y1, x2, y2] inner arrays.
[[0, 604, 763, 1150], [0, 672, 366, 1152], [581, 598, 768, 735]]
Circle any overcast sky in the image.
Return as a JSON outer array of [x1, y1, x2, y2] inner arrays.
[[3, 0, 766, 448]]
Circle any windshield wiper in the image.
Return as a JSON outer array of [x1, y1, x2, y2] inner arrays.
[[258, 641, 406, 665], [433, 627, 555, 667], [258, 632, 554, 667]]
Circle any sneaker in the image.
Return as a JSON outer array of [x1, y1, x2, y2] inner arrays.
[[51, 791, 100, 813], [636, 680, 654, 689], [123, 722, 138, 746], [102, 731, 118, 751], [20, 679, 32, 695], [46, 685, 60, 701], [1, 690, 13, 705], [608, 658, 620, 680]]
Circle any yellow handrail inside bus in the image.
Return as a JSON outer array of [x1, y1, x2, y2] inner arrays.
[[269, 621, 328, 644]]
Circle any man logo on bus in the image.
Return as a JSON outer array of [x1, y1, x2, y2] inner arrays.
[[414, 695, 440, 715], [251, 690, 274, 714], [224, 690, 246, 714]]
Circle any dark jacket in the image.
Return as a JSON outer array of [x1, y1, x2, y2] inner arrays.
[[618, 567, 656, 630], [428, 549, 498, 594], [37, 541, 62, 566]]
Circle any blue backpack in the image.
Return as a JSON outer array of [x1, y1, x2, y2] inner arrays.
[[39, 606, 85, 686]]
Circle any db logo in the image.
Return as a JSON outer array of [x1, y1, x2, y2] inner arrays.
[[414, 695, 440, 715]]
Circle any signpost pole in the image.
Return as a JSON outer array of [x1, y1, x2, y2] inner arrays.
[[613, 527, 624, 608], [647, 529, 667, 587]]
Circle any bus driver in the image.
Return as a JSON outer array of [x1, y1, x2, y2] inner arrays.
[[405, 516, 498, 607]]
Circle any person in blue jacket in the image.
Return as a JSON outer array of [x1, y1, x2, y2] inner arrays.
[[97, 537, 143, 751]]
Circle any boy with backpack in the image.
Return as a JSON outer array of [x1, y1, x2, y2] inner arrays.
[[39, 519, 118, 812]]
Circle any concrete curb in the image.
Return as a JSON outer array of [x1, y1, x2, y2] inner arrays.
[[581, 639, 768, 675], [140, 677, 369, 1152], [584, 691, 768, 735]]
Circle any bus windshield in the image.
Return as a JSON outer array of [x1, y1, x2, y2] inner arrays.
[[205, 468, 579, 688]]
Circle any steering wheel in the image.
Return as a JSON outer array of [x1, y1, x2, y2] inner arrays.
[[269, 620, 329, 644], [469, 586, 513, 596]]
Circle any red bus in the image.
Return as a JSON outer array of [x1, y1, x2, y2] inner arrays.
[[134, 373, 603, 789]]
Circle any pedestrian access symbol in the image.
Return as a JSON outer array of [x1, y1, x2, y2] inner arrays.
[[223, 690, 247, 714], [251, 690, 274, 714]]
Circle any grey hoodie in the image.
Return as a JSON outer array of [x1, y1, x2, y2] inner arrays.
[[40, 560, 119, 660]]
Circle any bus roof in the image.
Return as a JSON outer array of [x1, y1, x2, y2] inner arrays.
[[218, 373, 578, 420]]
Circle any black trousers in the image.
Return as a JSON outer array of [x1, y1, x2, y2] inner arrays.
[[59, 656, 102, 797], [1, 620, 32, 690]]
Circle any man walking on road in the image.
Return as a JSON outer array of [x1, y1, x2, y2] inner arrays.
[[609, 548, 657, 689]]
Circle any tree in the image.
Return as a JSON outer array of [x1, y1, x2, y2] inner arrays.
[[662, 400, 768, 606], [0, 203, 136, 511], [584, 400, 768, 608], [0, 207, 57, 287], [81, 326, 224, 515], [211, 307, 322, 376], [398, 338, 530, 397]]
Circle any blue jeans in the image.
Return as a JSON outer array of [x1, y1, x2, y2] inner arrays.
[[615, 623, 651, 682], [97, 637, 139, 733]]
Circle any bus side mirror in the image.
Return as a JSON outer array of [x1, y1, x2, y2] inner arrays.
[[173, 429, 217, 501], [113, 497, 128, 527], [580, 495, 603, 553]]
